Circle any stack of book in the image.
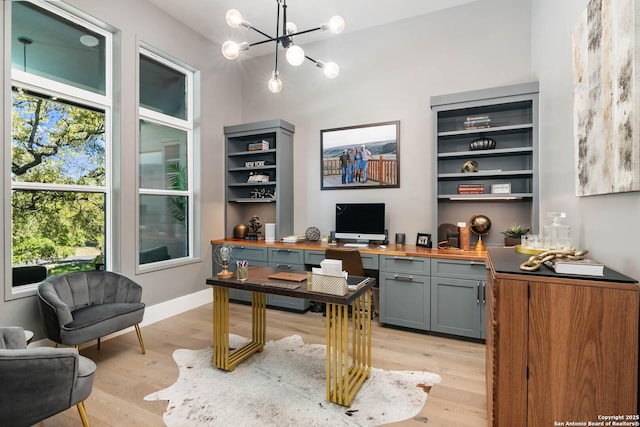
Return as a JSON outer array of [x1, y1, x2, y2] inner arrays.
[[247, 140, 269, 151], [464, 115, 491, 129], [281, 235, 306, 243], [457, 184, 484, 194], [544, 257, 605, 276]]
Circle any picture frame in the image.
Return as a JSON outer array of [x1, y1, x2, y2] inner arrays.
[[320, 121, 400, 190], [491, 182, 511, 194], [416, 233, 432, 248]]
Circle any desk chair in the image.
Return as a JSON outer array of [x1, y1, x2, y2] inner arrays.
[[321, 248, 375, 317]]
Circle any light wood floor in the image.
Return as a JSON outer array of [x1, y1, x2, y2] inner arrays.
[[38, 302, 487, 426]]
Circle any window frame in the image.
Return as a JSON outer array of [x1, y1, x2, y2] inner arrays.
[[4, 0, 113, 300], [137, 46, 196, 272]]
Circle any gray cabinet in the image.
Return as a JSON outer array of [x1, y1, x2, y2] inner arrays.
[[430, 258, 486, 338], [224, 120, 294, 240], [267, 248, 309, 312], [212, 244, 268, 303], [379, 256, 430, 330], [430, 82, 539, 247]]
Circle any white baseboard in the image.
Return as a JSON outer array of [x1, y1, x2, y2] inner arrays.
[[30, 289, 213, 348]]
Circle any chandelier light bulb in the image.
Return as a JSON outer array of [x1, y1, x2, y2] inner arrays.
[[221, 41, 248, 60], [268, 72, 283, 93], [225, 9, 244, 28], [323, 15, 345, 34], [286, 45, 305, 66], [286, 21, 298, 35], [318, 61, 339, 79]]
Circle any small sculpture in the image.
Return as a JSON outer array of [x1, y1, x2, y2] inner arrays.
[[247, 215, 262, 236]]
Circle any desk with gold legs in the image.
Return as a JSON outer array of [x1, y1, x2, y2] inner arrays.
[[207, 266, 374, 407]]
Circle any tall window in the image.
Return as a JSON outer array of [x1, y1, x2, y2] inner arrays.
[[138, 49, 194, 266], [9, 0, 111, 292]]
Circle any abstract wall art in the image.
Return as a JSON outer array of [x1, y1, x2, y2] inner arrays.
[[572, 0, 640, 196]]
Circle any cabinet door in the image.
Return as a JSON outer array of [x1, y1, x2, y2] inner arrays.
[[430, 276, 482, 338], [528, 281, 638, 425], [266, 262, 309, 312], [379, 272, 429, 330]]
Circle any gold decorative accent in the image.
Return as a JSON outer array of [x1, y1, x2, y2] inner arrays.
[[135, 323, 146, 354], [514, 244, 545, 255], [519, 249, 588, 272]]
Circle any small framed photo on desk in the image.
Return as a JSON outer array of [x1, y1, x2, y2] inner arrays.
[[416, 233, 432, 248]]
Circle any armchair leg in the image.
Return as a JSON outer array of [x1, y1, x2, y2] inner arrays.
[[97, 337, 100, 350], [77, 401, 90, 427], [134, 324, 145, 354]]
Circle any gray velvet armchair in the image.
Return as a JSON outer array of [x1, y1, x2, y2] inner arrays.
[[0, 326, 96, 427], [37, 270, 146, 353]]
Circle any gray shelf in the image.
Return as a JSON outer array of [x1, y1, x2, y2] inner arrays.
[[430, 82, 539, 247], [224, 120, 295, 239]]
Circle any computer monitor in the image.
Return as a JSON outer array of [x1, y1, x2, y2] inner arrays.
[[334, 203, 386, 242]]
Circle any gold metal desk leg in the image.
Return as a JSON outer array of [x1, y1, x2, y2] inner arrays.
[[326, 289, 372, 406], [212, 286, 266, 371]]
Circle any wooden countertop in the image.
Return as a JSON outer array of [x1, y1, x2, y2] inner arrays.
[[211, 238, 486, 262]]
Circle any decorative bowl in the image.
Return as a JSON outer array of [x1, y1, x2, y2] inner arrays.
[[469, 137, 496, 151]]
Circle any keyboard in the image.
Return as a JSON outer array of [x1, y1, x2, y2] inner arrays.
[[344, 243, 369, 248]]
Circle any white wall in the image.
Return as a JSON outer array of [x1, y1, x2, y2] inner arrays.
[[235, 0, 535, 244], [0, 0, 241, 331], [532, 0, 640, 279]]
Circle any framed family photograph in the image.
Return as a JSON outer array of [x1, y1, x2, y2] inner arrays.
[[416, 233, 432, 248], [320, 121, 400, 190]]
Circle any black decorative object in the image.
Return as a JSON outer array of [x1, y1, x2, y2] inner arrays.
[[469, 136, 496, 151], [305, 226, 321, 241]]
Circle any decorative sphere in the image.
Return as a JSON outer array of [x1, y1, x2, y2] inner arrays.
[[461, 160, 479, 173], [469, 215, 491, 236], [305, 226, 321, 241], [233, 224, 248, 239]]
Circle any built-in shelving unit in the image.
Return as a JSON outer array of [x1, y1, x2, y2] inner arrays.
[[224, 119, 295, 239], [430, 82, 539, 247]]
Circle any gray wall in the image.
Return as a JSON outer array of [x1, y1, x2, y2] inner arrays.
[[532, 0, 640, 279], [238, 0, 535, 245]]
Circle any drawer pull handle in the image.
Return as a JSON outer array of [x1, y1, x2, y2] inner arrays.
[[277, 249, 292, 253], [277, 264, 292, 269], [393, 257, 414, 261], [393, 274, 414, 281]]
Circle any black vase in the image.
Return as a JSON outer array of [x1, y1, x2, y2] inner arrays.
[[469, 137, 496, 151]]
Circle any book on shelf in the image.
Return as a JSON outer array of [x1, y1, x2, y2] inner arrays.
[[457, 184, 484, 194], [281, 235, 306, 243], [247, 140, 270, 151], [464, 115, 491, 129], [544, 258, 605, 276]]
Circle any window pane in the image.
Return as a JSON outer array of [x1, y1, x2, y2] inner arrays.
[[140, 55, 187, 119], [11, 89, 106, 186], [140, 120, 188, 190], [11, 190, 105, 285], [139, 195, 189, 264], [11, 2, 106, 95]]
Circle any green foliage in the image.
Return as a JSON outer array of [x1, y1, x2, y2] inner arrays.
[[501, 224, 530, 238], [167, 162, 187, 227], [11, 90, 106, 265]]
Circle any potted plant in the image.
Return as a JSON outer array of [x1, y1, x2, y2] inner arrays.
[[501, 224, 530, 247]]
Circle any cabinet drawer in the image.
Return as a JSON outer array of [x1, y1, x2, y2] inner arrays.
[[431, 258, 486, 280], [304, 250, 325, 266], [228, 245, 268, 262], [268, 261, 304, 271], [268, 248, 304, 264], [380, 255, 430, 275], [360, 253, 379, 270]]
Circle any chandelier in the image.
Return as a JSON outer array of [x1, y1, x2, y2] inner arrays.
[[221, 0, 345, 93]]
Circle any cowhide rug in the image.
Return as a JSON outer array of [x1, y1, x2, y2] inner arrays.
[[145, 334, 441, 426]]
